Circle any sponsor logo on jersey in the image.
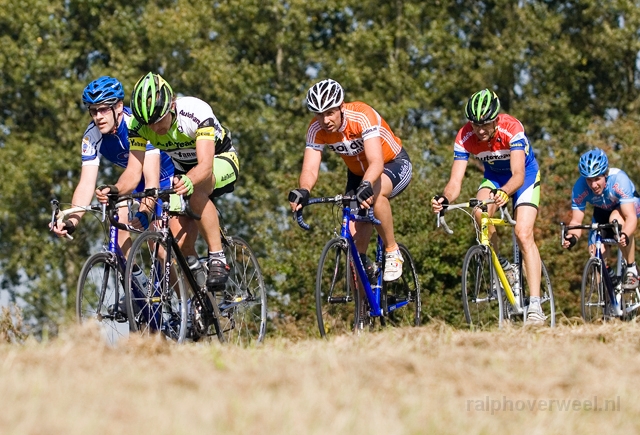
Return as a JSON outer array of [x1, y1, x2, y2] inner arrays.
[[476, 153, 509, 163], [574, 190, 588, 205], [362, 126, 378, 137], [612, 182, 629, 198], [167, 150, 197, 160], [82, 136, 94, 156], [460, 131, 474, 143], [327, 139, 365, 156], [179, 110, 201, 126]]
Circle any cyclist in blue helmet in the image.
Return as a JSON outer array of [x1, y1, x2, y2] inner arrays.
[[51, 75, 175, 256], [563, 147, 640, 290]]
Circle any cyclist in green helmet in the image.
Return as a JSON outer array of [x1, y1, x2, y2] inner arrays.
[[431, 89, 546, 325], [96, 72, 239, 289]]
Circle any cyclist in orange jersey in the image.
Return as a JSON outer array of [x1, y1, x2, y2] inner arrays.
[[288, 79, 412, 281]]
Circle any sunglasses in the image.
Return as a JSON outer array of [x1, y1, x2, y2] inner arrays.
[[88, 105, 114, 117]]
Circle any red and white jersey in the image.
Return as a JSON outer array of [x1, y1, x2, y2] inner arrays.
[[453, 113, 536, 174]]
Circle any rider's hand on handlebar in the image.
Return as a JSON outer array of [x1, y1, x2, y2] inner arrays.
[[288, 188, 309, 212], [562, 233, 578, 250], [131, 211, 151, 231], [431, 194, 449, 214], [355, 181, 374, 210], [95, 184, 118, 204], [490, 188, 509, 208], [173, 175, 194, 196], [50, 220, 76, 238]]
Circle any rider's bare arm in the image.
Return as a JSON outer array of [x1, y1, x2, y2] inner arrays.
[[618, 202, 637, 247], [562, 209, 586, 248], [431, 160, 468, 213], [361, 136, 384, 186], [51, 165, 99, 236], [500, 149, 526, 196]]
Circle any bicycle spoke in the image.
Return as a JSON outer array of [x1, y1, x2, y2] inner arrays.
[[215, 236, 267, 345]]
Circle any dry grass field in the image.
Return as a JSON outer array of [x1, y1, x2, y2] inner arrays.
[[1, 320, 640, 435]]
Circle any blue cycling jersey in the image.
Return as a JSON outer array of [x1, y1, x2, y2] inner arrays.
[[571, 168, 639, 211], [80, 107, 174, 188]]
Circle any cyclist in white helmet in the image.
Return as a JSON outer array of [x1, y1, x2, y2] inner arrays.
[[289, 79, 412, 282]]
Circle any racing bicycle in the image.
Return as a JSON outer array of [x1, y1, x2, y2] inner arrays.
[[123, 189, 267, 345], [561, 221, 639, 321], [295, 194, 422, 338], [439, 198, 556, 328]]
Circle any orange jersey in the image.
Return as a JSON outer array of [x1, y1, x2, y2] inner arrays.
[[305, 101, 402, 176]]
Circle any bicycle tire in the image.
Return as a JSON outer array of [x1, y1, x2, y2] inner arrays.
[[124, 231, 189, 343], [581, 257, 605, 322], [621, 287, 639, 321], [461, 245, 503, 328], [381, 243, 421, 327], [514, 260, 556, 327], [76, 252, 129, 344], [315, 237, 357, 338], [210, 236, 267, 345]]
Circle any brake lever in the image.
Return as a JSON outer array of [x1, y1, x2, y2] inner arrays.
[[50, 199, 59, 230]]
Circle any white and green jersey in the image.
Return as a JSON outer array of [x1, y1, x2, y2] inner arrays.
[[129, 96, 234, 172]]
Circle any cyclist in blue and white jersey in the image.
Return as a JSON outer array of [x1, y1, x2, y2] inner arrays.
[[562, 148, 640, 289], [51, 76, 174, 255]]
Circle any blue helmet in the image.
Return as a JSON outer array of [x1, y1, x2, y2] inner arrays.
[[578, 148, 609, 178], [82, 76, 124, 107]]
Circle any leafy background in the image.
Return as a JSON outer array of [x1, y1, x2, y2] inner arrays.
[[2, 0, 640, 336]]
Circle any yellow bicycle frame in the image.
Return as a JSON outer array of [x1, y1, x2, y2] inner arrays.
[[478, 210, 520, 309]]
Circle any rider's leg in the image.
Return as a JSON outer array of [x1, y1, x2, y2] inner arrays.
[[370, 174, 398, 252], [609, 209, 638, 288], [117, 206, 133, 258], [609, 209, 635, 264], [474, 188, 500, 250], [170, 215, 199, 257], [513, 205, 541, 298]]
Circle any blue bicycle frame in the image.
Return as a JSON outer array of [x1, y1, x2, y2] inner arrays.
[[562, 220, 623, 315], [297, 195, 410, 318]]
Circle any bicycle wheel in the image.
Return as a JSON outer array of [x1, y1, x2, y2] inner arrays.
[[316, 237, 357, 338], [581, 257, 605, 322], [461, 245, 502, 328], [621, 287, 640, 321], [76, 252, 128, 344], [211, 236, 267, 345], [125, 231, 189, 343], [381, 243, 421, 327]]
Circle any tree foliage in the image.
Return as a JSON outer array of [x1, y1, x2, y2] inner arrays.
[[2, 0, 640, 334]]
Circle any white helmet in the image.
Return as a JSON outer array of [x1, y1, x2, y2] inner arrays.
[[306, 79, 344, 113]]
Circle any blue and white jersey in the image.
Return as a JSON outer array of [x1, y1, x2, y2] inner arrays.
[[80, 107, 174, 186], [572, 168, 640, 212]]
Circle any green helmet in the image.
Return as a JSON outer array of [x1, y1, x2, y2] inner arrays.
[[130, 72, 174, 125], [465, 89, 500, 124]]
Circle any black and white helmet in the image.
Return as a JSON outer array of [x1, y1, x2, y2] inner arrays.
[[306, 79, 344, 113]]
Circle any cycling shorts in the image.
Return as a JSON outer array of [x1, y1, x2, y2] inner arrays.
[[478, 163, 540, 209], [173, 151, 240, 199], [345, 148, 412, 199]]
